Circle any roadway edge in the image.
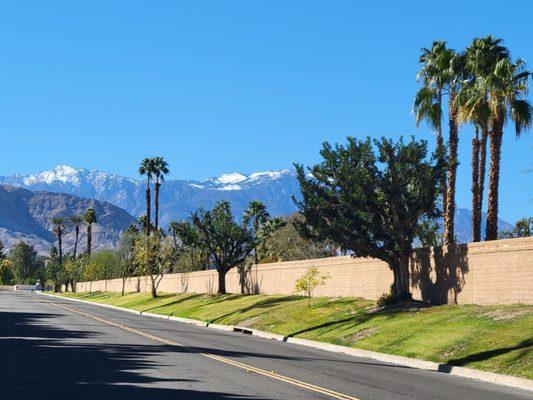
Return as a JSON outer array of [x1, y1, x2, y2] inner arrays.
[[38, 292, 533, 393]]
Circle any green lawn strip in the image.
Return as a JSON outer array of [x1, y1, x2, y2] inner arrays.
[[55, 291, 532, 379]]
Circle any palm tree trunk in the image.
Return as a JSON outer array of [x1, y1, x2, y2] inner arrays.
[[73, 225, 79, 258], [471, 129, 481, 242], [87, 224, 92, 255], [154, 180, 160, 234], [486, 120, 503, 240], [58, 234, 63, 266], [444, 101, 458, 245], [436, 91, 447, 217], [472, 128, 488, 242], [145, 181, 151, 236]]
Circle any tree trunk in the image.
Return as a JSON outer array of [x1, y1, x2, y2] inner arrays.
[[476, 128, 488, 241], [154, 181, 160, 234], [471, 131, 481, 242], [73, 226, 79, 259], [486, 121, 503, 241], [87, 224, 92, 256], [436, 93, 447, 217], [122, 277, 126, 296], [444, 100, 458, 245], [217, 268, 227, 295], [58, 234, 63, 266], [71, 279, 76, 293], [391, 254, 411, 300], [150, 278, 157, 298], [145, 181, 151, 236]]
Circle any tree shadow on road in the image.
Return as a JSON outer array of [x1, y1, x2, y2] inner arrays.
[[0, 306, 267, 400]]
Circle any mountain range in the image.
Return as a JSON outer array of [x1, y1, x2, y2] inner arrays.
[[0, 185, 136, 255], [0, 165, 513, 252]]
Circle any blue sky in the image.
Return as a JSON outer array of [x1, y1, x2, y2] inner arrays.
[[0, 1, 531, 222]]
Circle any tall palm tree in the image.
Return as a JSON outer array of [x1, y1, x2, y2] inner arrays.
[[459, 36, 509, 242], [70, 215, 83, 258], [51, 217, 66, 266], [151, 157, 170, 234], [484, 58, 532, 240], [243, 200, 270, 266], [414, 41, 464, 245], [84, 207, 97, 256], [139, 158, 155, 236]]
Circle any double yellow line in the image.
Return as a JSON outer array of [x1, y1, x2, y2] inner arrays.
[[37, 296, 361, 400]]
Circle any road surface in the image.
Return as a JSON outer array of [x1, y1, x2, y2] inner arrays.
[[1, 289, 531, 400]]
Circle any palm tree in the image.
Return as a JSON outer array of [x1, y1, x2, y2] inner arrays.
[[51, 217, 66, 266], [459, 36, 509, 242], [414, 41, 464, 245], [243, 200, 270, 266], [483, 58, 532, 240], [84, 207, 97, 256], [70, 215, 83, 258], [151, 157, 169, 234], [139, 158, 155, 236]]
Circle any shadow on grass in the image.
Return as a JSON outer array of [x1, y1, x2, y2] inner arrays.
[[285, 302, 432, 338], [141, 293, 205, 313], [445, 339, 533, 368], [210, 296, 302, 324]]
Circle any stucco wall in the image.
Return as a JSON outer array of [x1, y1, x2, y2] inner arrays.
[[75, 237, 533, 305]]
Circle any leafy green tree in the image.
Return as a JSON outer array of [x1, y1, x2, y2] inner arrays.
[[133, 236, 174, 298], [70, 214, 84, 258], [151, 157, 169, 233], [294, 266, 330, 307], [415, 41, 465, 245], [64, 255, 87, 293], [263, 214, 334, 262], [139, 158, 155, 236], [84, 208, 97, 256], [190, 201, 255, 294], [243, 200, 270, 266], [498, 217, 533, 239], [295, 136, 444, 301], [87, 251, 120, 290], [9, 241, 40, 284], [0, 259, 14, 285]]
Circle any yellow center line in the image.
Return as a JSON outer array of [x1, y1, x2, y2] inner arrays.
[[36, 296, 361, 400]]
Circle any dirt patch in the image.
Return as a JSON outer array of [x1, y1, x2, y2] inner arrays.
[[482, 309, 532, 321], [345, 327, 378, 342], [237, 316, 261, 328]]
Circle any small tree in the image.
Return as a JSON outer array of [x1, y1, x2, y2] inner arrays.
[[190, 201, 255, 294], [295, 266, 330, 307], [498, 217, 533, 239], [118, 225, 139, 295], [133, 236, 173, 298], [295, 136, 444, 301], [9, 242, 40, 284], [0, 259, 14, 285]]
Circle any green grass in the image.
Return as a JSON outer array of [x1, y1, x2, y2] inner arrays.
[[58, 291, 533, 379]]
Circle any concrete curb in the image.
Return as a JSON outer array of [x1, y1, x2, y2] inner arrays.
[[38, 293, 533, 393]]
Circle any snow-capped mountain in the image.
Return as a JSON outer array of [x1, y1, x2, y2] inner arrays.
[[0, 165, 512, 244], [0, 165, 301, 225]]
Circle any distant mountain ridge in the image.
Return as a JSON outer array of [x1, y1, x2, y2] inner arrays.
[[0, 165, 513, 244], [0, 185, 136, 254]]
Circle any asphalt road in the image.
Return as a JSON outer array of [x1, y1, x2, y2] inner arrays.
[[1, 290, 531, 400]]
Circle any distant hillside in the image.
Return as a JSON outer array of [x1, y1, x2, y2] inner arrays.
[[0, 166, 513, 245], [0, 185, 136, 254]]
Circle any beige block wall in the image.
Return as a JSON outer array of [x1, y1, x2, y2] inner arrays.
[[76, 237, 533, 305]]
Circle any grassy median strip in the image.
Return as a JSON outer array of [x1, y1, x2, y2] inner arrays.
[[57, 291, 532, 379]]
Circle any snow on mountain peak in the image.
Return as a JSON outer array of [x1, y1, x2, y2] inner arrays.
[[213, 172, 248, 184]]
